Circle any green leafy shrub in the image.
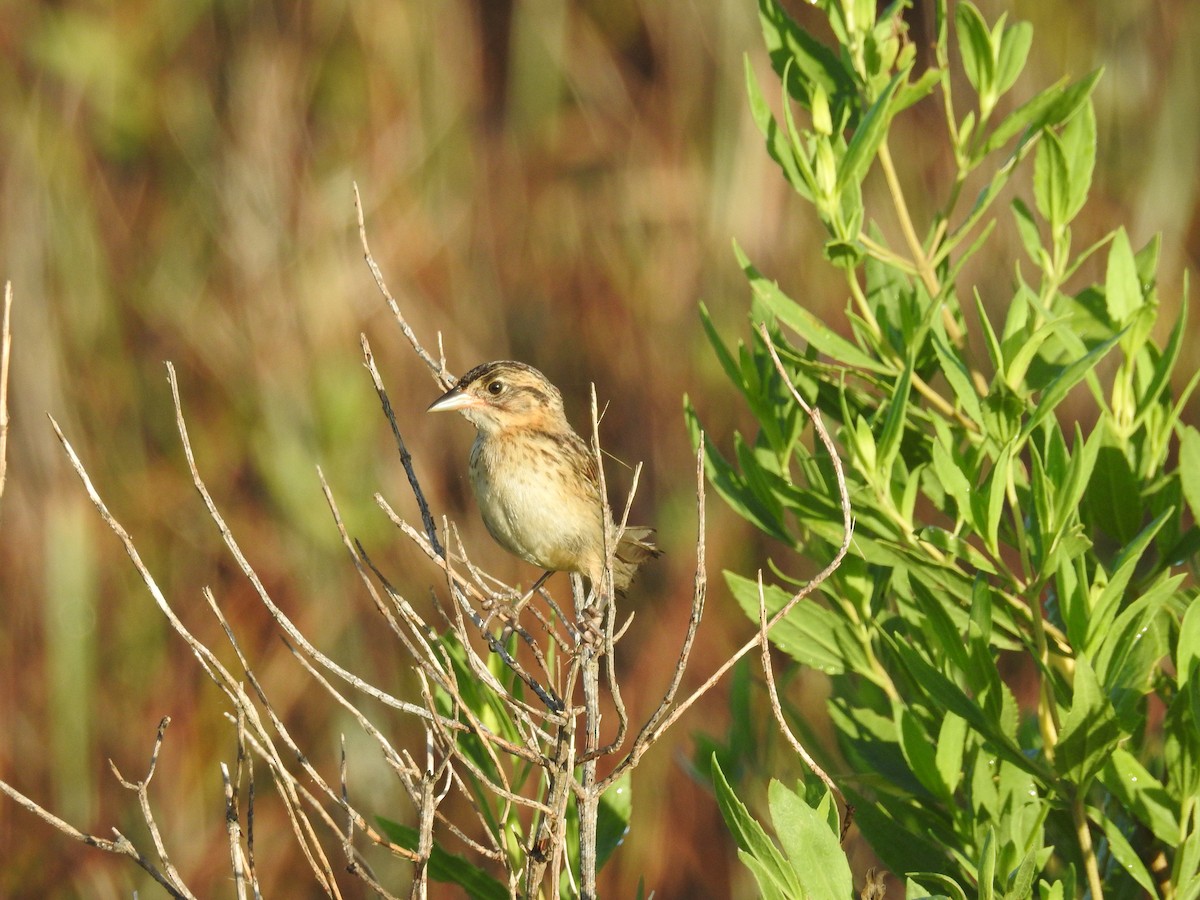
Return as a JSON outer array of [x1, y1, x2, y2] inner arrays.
[[693, 1, 1200, 897]]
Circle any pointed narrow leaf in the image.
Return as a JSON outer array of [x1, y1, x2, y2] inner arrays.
[[712, 755, 803, 896], [984, 69, 1103, 154], [1099, 813, 1159, 894], [1060, 100, 1096, 222], [897, 706, 950, 801], [935, 713, 969, 798], [1020, 332, 1123, 440], [955, 2, 995, 97], [985, 442, 1014, 556], [931, 323, 984, 423], [837, 71, 904, 193], [1179, 425, 1200, 523], [769, 780, 854, 898], [1105, 227, 1142, 325], [1175, 585, 1200, 691], [1011, 198, 1043, 263], [1133, 296, 1187, 429], [1099, 748, 1181, 845], [736, 242, 888, 373], [1055, 656, 1121, 784], [876, 362, 913, 486], [994, 20, 1032, 96], [978, 827, 997, 900], [745, 56, 811, 197], [1034, 129, 1070, 230]]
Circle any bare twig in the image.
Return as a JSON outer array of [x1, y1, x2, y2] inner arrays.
[[221, 762, 254, 900], [756, 574, 848, 823], [108, 717, 188, 891], [163, 362, 431, 722], [0, 725, 197, 900], [599, 438, 707, 790], [361, 335, 444, 557], [353, 183, 452, 389]]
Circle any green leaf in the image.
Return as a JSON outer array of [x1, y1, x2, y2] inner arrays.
[[931, 323, 985, 425], [1180, 425, 1200, 524], [897, 705, 950, 801], [837, 70, 904, 193], [994, 20, 1032, 97], [686, 401, 793, 543], [770, 780, 854, 898], [931, 430, 974, 527], [1105, 227, 1142, 325], [725, 571, 869, 676], [1004, 851, 1038, 900], [1011, 198, 1043, 263], [596, 770, 632, 869], [699, 302, 744, 391], [983, 442, 1015, 557], [1086, 508, 1171, 654], [908, 873, 970, 900], [1059, 99, 1096, 222], [1033, 128, 1069, 231], [1177, 595, 1200, 691], [745, 55, 811, 197], [1098, 748, 1181, 845], [973, 289, 1005, 374], [736, 242, 888, 374], [1081, 438, 1142, 548], [712, 755, 803, 897], [758, 0, 856, 115], [740, 855, 790, 900], [1054, 656, 1121, 784], [1098, 813, 1159, 895], [1133, 296, 1187, 431], [935, 713, 969, 799], [955, 2, 995, 99], [978, 826, 997, 900], [894, 65, 943, 115], [984, 69, 1102, 154], [1050, 423, 1101, 556], [1095, 573, 1177, 729], [891, 640, 1045, 781], [909, 576, 972, 675], [1004, 314, 1072, 392], [376, 818, 509, 900], [876, 362, 913, 487], [845, 784, 960, 882], [1020, 331, 1123, 440]]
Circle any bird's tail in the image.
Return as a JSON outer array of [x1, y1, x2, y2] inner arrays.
[[612, 526, 662, 593]]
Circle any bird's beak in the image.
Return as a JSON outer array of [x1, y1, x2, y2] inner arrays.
[[427, 387, 478, 413]]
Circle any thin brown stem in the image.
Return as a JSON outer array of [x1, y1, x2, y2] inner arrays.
[[353, 183, 453, 389]]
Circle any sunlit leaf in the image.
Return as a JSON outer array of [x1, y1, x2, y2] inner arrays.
[[712, 755, 803, 897], [1105, 227, 1142, 325], [770, 780, 853, 898]]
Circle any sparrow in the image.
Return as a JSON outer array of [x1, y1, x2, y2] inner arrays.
[[428, 361, 659, 593]]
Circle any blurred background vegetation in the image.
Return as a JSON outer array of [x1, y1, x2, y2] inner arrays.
[[0, 0, 1196, 896]]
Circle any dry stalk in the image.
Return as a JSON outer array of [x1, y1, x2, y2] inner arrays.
[[0, 722, 198, 900]]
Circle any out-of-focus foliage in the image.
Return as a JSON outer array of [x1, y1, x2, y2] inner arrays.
[[0, 0, 1197, 895]]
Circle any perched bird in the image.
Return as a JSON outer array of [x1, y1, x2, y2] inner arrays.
[[428, 360, 659, 593]]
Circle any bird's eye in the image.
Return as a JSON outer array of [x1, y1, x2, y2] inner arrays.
[[487, 380, 505, 395]]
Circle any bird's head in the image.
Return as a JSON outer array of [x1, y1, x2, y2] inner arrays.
[[427, 360, 569, 434]]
